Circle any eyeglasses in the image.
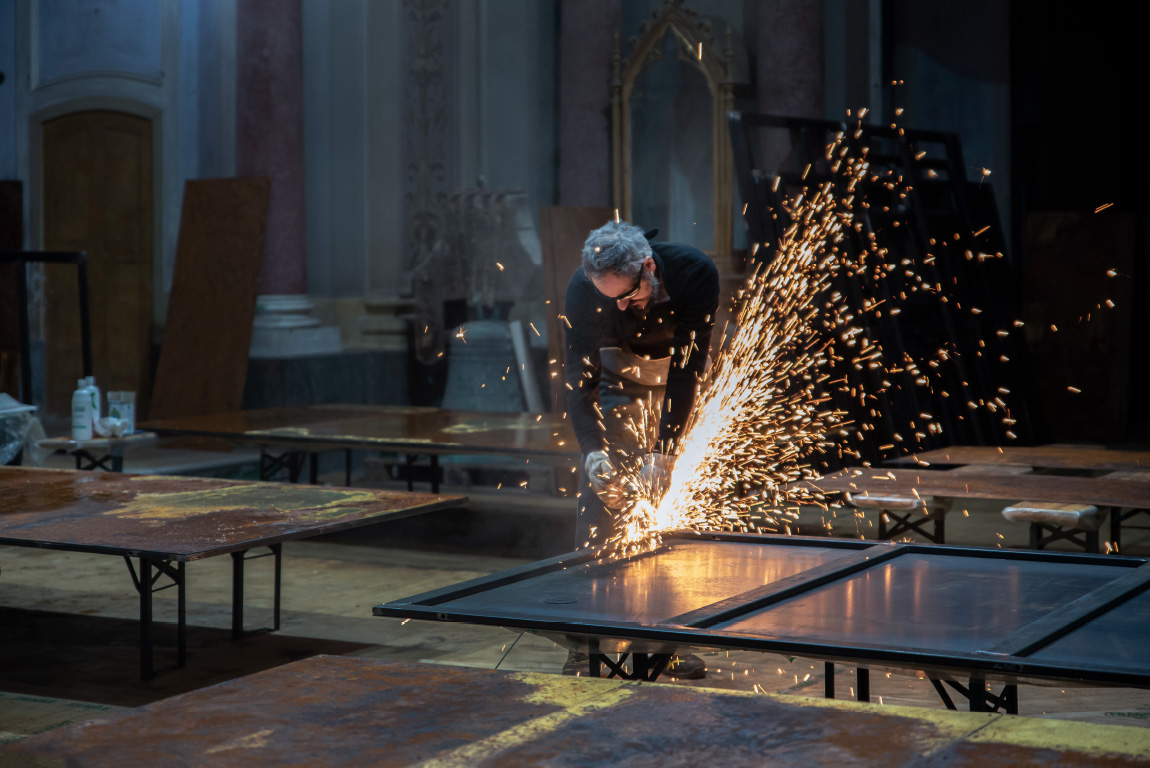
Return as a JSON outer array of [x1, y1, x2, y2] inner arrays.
[[601, 270, 644, 302]]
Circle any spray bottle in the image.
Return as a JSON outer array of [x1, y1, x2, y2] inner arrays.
[[72, 379, 93, 441]]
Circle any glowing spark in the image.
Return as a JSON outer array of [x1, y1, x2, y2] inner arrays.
[[1095, 202, 1114, 213]]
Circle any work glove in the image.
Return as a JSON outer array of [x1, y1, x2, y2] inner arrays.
[[584, 450, 616, 494], [640, 452, 675, 498]]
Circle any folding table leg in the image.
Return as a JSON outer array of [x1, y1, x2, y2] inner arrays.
[[139, 558, 153, 680], [968, 677, 989, 711], [232, 545, 283, 638], [856, 667, 870, 702], [177, 561, 187, 667], [430, 455, 440, 493], [232, 549, 246, 640], [272, 543, 282, 631], [824, 662, 835, 698]]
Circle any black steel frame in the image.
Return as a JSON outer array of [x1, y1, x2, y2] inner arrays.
[[1028, 520, 1100, 554], [374, 531, 1150, 712], [877, 507, 945, 544], [259, 448, 353, 487], [0, 251, 92, 405], [73, 448, 124, 472], [122, 545, 282, 680]]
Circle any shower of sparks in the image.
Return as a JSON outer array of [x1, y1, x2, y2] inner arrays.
[[591, 127, 1022, 559]]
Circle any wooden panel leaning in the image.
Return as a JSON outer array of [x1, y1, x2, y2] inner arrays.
[[149, 178, 270, 420], [538, 206, 613, 412]]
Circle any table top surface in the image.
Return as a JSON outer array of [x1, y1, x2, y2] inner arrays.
[[889, 445, 1150, 472], [810, 468, 1150, 508], [376, 533, 1150, 686], [0, 466, 464, 561], [4, 656, 1146, 767], [140, 404, 579, 459], [37, 432, 157, 450]]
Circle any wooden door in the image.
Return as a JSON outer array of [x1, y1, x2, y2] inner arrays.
[[42, 111, 154, 423]]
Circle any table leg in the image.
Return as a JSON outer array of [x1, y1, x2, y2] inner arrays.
[[968, 677, 989, 711], [309, 453, 318, 485], [345, 449, 352, 486], [177, 561, 187, 667], [856, 667, 870, 702], [430, 455, 440, 493], [139, 558, 153, 680], [231, 550, 246, 640], [588, 640, 602, 678], [272, 543, 282, 631], [824, 661, 835, 699]]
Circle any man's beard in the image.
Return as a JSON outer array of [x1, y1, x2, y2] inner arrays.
[[627, 270, 660, 316]]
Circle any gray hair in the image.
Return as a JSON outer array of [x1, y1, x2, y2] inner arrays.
[[581, 220, 652, 279]]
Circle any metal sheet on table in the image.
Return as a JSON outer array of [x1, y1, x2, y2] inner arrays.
[[142, 405, 578, 457], [1029, 586, 1150, 671], [715, 553, 1129, 653], [433, 539, 855, 624], [0, 467, 462, 559]]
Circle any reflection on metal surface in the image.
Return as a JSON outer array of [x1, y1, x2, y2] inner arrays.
[[436, 540, 852, 624], [717, 554, 1128, 653], [1032, 587, 1150, 667]]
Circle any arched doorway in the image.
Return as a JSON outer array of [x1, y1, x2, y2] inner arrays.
[[41, 110, 154, 424]]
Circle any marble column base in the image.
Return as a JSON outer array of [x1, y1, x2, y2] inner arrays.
[[250, 294, 342, 358]]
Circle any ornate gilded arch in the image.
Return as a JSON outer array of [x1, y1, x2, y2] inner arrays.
[[611, 0, 737, 267]]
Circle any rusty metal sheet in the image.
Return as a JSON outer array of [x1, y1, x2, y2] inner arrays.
[[0, 467, 464, 560], [141, 404, 579, 460], [889, 445, 1150, 472], [810, 468, 1150, 509], [2, 656, 1146, 767]]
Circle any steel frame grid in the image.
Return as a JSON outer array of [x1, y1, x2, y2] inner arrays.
[[373, 531, 1150, 692]]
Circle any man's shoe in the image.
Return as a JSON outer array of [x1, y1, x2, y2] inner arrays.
[[562, 651, 589, 676], [665, 653, 706, 680]]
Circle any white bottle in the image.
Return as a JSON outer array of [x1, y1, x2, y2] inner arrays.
[[72, 379, 93, 441], [85, 376, 101, 426]]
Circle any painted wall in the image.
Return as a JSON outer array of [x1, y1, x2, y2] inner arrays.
[[304, 0, 558, 302], [7, 0, 235, 325]]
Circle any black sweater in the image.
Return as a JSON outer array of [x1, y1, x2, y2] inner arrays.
[[563, 240, 719, 455]]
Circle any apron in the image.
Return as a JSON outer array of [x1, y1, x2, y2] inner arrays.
[[575, 306, 673, 547]]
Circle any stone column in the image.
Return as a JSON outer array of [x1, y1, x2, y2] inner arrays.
[[557, 0, 622, 207], [755, 0, 826, 172], [236, 0, 340, 356]]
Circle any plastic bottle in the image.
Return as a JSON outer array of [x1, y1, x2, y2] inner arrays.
[[85, 376, 101, 426], [108, 391, 136, 434], [72, 379, 93, 441]]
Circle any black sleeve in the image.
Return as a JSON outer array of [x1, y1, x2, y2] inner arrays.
[[658, 259, 719, 450], [563, 270, 608, 455]]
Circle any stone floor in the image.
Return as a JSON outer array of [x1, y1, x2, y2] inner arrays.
[[2, 474, 1149, 746]]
